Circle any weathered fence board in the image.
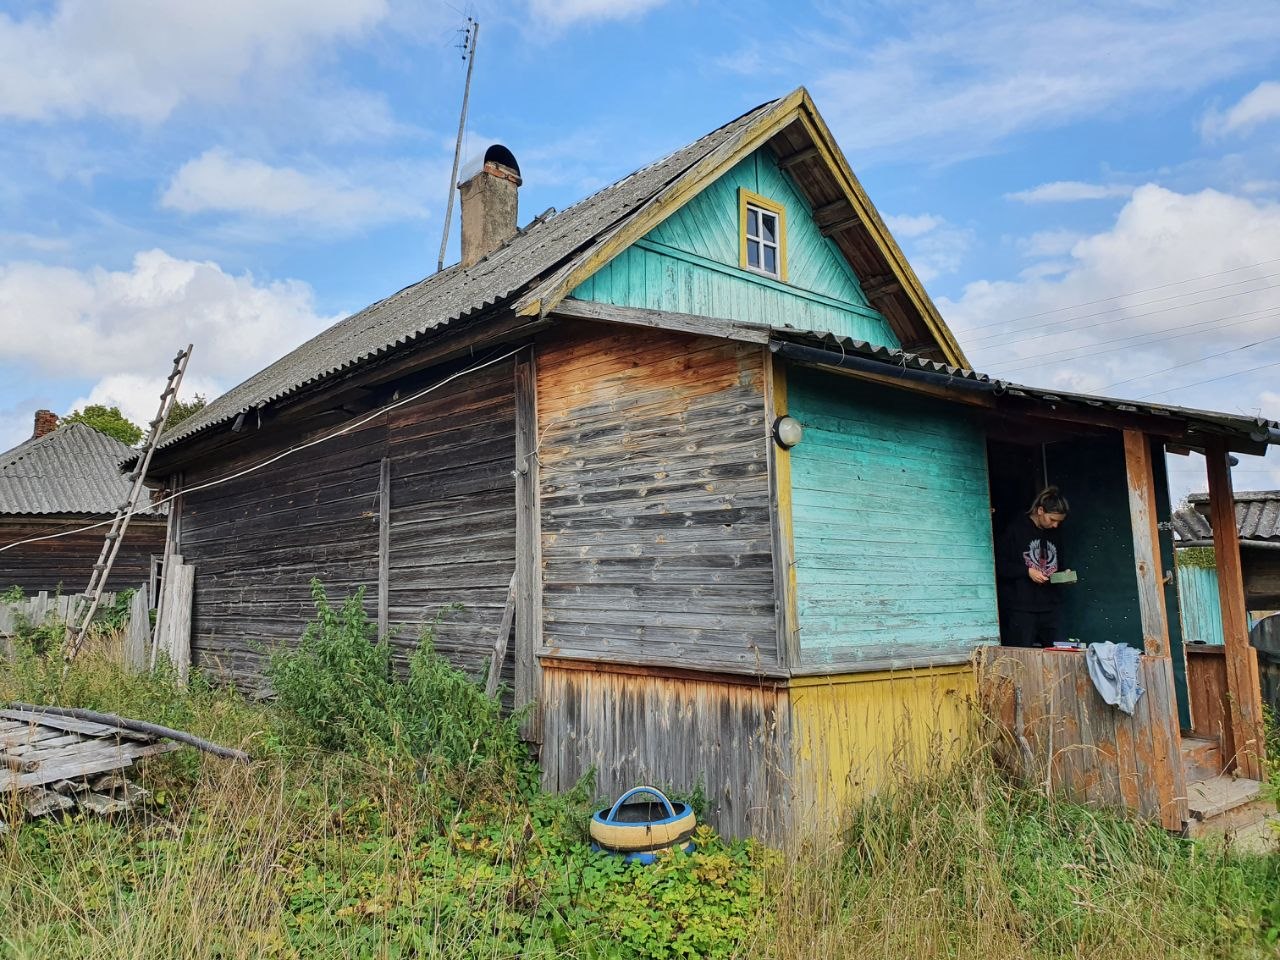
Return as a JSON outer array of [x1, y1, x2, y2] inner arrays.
[[980, 646, 1188, 830]]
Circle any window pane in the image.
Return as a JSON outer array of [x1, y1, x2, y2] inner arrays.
[[747, 208, 758, 237], [762, 212, 777, 244], [764, 245, 777, 275], [747, 240, 760, 267]]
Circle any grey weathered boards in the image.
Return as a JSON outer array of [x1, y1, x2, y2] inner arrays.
[[174, 361, 518, 687], [535, 323, 777, 673]]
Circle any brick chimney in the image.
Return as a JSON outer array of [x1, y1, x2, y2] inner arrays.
[[458, 144, 521, 270], [32, 409, 58, 438]]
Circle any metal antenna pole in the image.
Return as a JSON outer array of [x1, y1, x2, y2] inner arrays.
[[437, 18, 479, 274]]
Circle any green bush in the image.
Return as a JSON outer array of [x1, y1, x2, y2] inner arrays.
[[267, 580, 530, 792]]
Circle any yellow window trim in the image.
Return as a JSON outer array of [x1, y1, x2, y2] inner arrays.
[[738, 188, 788, 282]]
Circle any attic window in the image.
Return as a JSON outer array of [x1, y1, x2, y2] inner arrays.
[[739, 189, 787, 280]]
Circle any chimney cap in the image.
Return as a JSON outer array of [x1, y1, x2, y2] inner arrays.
[[459, 143, 520, 183]]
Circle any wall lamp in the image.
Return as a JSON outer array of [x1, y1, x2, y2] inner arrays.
[[773, 415, 804, 449]]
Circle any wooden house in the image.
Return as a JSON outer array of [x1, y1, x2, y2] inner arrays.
[[1, 412, 166, 595], [138, 89, 1277, 839]]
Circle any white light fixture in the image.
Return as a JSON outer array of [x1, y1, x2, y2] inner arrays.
[[773, 415, 803, 449]]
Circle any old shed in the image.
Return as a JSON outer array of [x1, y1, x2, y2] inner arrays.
[[1, 413, 166, 596]]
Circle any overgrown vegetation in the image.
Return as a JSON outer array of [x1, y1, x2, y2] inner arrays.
[[1177, 546, 1218, 569], [1, 585, 1277, 959], [165, 393, 207, 431]]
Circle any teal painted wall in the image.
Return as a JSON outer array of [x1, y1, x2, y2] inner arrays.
[[1177, 564, 1226, 645], [787, 370, 999, 667], [570, 150, 900, 347]]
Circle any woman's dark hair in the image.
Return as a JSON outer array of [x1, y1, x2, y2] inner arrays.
[[1029, 485, 1069, 517]]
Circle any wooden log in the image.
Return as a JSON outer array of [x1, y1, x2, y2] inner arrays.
[[7, 703, 250, 762], [1204, 442, 1266, 780], [124, 584, 150, 674], [514, 351, 544, 741], [485, 573, 518, 699], [378, 457, 391, 639], [1122, 431, 1171, 658]]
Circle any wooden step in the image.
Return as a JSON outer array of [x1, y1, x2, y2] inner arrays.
[[1180, 735, 1224, 783], [1184, 775, 1276, 838]]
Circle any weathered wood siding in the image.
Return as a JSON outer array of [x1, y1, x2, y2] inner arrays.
[[385, 362, 517, 680], [789, 665, 976, 830], [1177, 563, 1226, 645], [540, 660, 791, 840], [980, 646, 1188, 830], [787, 370, 998, 667], [177, 361, 517, 686], [536, 323, 777, 671], [571, 149, 899, 346], [0, 517, 165, 596]]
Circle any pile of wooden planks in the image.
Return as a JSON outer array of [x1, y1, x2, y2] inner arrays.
[[0, 707, 180, 822]]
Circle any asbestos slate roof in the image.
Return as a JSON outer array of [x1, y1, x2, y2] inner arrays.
[[156, 98, 782, 452], [0, 423, 163, 517], [782, 331, 1280, 449], [1173, 491, 1280, 544]]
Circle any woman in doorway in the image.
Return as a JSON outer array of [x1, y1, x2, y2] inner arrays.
[[996, 486, 1070, 648]]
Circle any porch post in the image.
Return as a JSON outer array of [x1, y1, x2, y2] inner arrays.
[[1204, 441, 1266, 780], [1122, 431, 1171, 657]]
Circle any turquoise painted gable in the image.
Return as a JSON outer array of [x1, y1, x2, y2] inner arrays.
[[787, 370, 999, 666], [570, 149, 900, 347]]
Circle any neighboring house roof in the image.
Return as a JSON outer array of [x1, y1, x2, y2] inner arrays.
[[153, 88, 964, 457], [1173, 491, 1280, 545], [0, 423, 163, 517]]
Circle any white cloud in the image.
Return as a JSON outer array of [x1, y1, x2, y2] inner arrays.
[[1007, 181, 1133, 203], [0, 0, 388, 122], [1020, 230, 1085, 258], [941, 186, 1280, 448], [527, 0, 669, 26], [162, 149, 424, 229], [884, 213, 972, 282], [884, 213, 943, 238], [806, 2, 1280, 161], [1201, 80, 1280, 139], [0, 249, 338, 413]]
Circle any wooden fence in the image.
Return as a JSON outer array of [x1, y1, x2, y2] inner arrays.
[[979, 646, 1188, 830], [1, 580, 190, 681]]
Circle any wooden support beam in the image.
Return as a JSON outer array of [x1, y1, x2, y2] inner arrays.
[[820, 215, 862, 237], [485, 573, 518, 699], [377, 457, 390, 640], [859, 274, 902, 300], [1205, 441, 1266, 780], [551, 298, 771, 343], [513, 350, 544, 743], [1123, 431, 1171, 657], [812, 199, 851, 225], [764, 351, 799, 670], [776, 145, 819, 169]]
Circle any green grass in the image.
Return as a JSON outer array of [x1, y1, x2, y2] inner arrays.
[[1, 592, 1277, 959]]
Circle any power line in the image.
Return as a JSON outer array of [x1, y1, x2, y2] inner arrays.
[[0, 346, 522, 556], [1094, 333, 1280, 392], [965, 284, 1280, 351], [965, 276, 1280, 347], [979, 306, 1277, 375], [1138, 357, 1280, 399], [952, 256, 1280, 335]]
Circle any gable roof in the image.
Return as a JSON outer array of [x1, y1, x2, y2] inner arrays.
[[1173, 491, 1280, 545], [0, 423, 163, 517], [154, 88, 964, 456]]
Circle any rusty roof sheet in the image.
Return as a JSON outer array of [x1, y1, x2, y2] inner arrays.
[[155, 98, 782, 452], [0, 423, 163, 517], [1175, 491, 1280, 544]]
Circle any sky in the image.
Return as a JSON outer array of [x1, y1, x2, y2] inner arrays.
[[1, 0, 1279, 500]]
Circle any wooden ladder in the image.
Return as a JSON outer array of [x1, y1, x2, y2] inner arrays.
[[65, 345, 193, 663]]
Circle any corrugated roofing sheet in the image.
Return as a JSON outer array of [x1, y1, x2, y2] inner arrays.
[[781, 331, 1280, 448], [1175, 491, 1280, 544], [156, 97, 782, 452], [0, 423, 163, 517]]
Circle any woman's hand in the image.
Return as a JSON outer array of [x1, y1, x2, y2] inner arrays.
[[1028, 568, 1049, 585]]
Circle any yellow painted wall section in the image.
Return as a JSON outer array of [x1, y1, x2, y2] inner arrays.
[[789, 663, 977, 832]]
